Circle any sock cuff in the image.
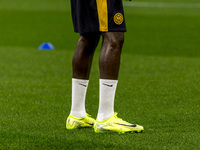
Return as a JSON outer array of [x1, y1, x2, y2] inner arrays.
[[72, 78, 89, 84], [100, 79, 118, 84]]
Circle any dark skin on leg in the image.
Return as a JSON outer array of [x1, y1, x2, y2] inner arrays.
[[72, 33, 100, 80], [99, 32, 124, 80], [72, 32, 124, 80]]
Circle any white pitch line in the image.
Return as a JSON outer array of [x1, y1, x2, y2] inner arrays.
[[123, 1, 200, 8]]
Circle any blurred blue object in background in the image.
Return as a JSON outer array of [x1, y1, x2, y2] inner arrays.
[[38, 42, 54, 50]]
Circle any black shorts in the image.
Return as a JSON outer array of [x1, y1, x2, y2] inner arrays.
[[70, 0, 126, 34]]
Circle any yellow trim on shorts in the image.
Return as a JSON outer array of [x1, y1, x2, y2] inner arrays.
[[96, 0, 108, 32]]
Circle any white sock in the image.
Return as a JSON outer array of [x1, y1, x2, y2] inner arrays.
[[70, 78, 89, 118], [97, 79, 118, 121]]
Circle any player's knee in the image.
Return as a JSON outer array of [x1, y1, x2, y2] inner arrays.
[[81, 33, 100, 46], [110, 37, 124, 50], [78, 35, 89, 48], [104, 32, 124, 51], [76, 33, 100, 55]]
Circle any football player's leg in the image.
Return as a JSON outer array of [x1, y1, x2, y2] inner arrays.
[[69, 33, 100, 119], [99, 32, 124, 80], [97, 32, 124, 121], [94, 32, 144, 133], [73, 33, 100, 80]]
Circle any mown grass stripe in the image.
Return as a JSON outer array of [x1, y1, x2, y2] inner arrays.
[[123, 1, 200, 8]]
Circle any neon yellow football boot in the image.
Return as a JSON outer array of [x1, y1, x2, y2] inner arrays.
[[66, 113, 95, 129], [94, 112, 144, 133]]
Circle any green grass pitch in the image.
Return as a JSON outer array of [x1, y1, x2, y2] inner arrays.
[[0, 0, 200, 149]]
